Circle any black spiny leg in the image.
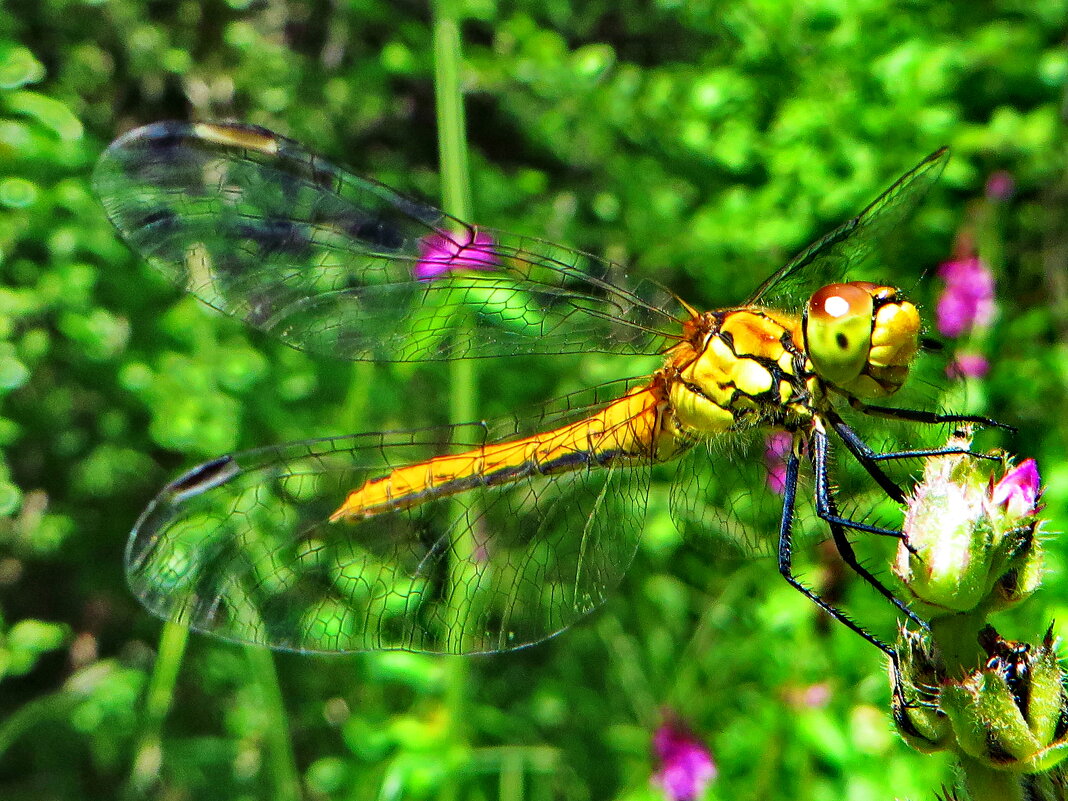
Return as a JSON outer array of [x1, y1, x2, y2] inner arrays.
[[848, 399, 1015, 434], [827, 408, 1006, 508], [776, 443, 897, 657], [810, 427, 928, 631]]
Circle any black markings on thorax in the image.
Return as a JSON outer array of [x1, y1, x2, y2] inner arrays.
[[706, 309, 814, 423]]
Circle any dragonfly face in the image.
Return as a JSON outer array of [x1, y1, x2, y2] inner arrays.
[[95, 122, 990, 656]]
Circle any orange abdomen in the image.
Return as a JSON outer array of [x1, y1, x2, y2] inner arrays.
[[330, 384, 675, 521]]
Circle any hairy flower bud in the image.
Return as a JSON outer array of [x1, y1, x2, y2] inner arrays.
[[893, 438, 1042, 616], [939, 626, 1068, 773], [893, 625, 1068, 777]]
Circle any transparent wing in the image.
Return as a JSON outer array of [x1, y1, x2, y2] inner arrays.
[[667, 425, 913, 565], [746, 148, 950, 312], [126, 381, 655, 654], [93, 121, 682, 362], [668, 429, 816, 557]]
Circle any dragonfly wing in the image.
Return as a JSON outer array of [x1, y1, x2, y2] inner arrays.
[[94, 122, 680, 361], [667, 430, 818, 557], [668, 422, 927, 563], [127, 388, 654, 654], [745, 148, 950, 312]]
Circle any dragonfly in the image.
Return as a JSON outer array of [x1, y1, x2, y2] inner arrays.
[[94, 122, 1002, 658]]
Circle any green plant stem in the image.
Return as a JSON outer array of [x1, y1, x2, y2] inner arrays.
[[432, 4, 473, 224], [431, 0, 477, 796], [928, 611, 987, 676], [126, 620, 188, 796], [128, 593, 300, 801], [244, 645, 302, 801], [959, 755, 1023, 801], [499, 748, 525, 801]]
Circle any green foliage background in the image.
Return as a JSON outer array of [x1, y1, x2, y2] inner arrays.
[[1, 0, 1066, 799]]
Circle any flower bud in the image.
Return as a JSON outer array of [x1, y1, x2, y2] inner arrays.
[[893, 438, 1042, 616], [939, 626, 1068, 773]]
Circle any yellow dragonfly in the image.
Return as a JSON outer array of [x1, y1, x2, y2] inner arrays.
[[94, 122, 1001, 657]]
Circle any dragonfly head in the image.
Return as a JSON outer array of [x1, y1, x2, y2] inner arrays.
[[803, 281, 921, 399]]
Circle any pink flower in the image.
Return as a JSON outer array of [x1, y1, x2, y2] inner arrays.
[[947, 352, 990, 379], [799, 682, 831, 708], [991, 459, 1041, 520], [652, 719, 716, 801], [413, 229, 498, 280], [936, 257, 995, 338], [764, 431, 792, 495], [985, 170, 1015, 201], [784, 681, 832, 709]]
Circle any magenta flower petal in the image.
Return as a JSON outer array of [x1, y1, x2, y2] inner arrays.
[[991, 459, 1041, 519], [764, 431, 792, 495], [652, 720, 716, 801], [936, 257, 995, 337], [801, 682, 831, 708], [947, 352, 990, 379], [414, 230, 498, 280], [985, 170, 1015, 201]]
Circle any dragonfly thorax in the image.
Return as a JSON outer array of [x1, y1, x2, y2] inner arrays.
[[803, 281, 921, 400], [664, 307, 816, 436]]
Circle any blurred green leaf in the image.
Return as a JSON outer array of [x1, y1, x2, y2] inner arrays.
[[0, 480, 21, 515], [2, 619, 69, 677], [306, 756, 350, 794], [0, 177, 39, 209], [366, 652, 444, 692], [0, 45, 45, 89], [0, 351, 30, 392], [4, 91, 83, 140]]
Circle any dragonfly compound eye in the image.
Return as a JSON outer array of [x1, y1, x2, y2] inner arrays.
[[805, 282, 875, 386]]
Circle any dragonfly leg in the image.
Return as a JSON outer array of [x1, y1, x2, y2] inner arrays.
[[827, 409, 1003, 510], [777, 447, 897, 658], [810, 428, 929, 631], [889, 655, 932, 735], [848, 399, 1016, 434], [798, 415, 907, 538]]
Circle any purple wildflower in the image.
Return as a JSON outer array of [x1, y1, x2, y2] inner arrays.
[[764, 431, 792, 495], [414, 229, 498, 280], [947, 352, 989, 379], [652, 718, 716, 801], [991, 459, 1041, 520], [985, 170, 1015, 201], [936, 257, 995, 338]]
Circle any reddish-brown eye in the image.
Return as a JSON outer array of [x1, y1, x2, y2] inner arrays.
[[805, 282, 876, 385], [808, 283, 874, 322]]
